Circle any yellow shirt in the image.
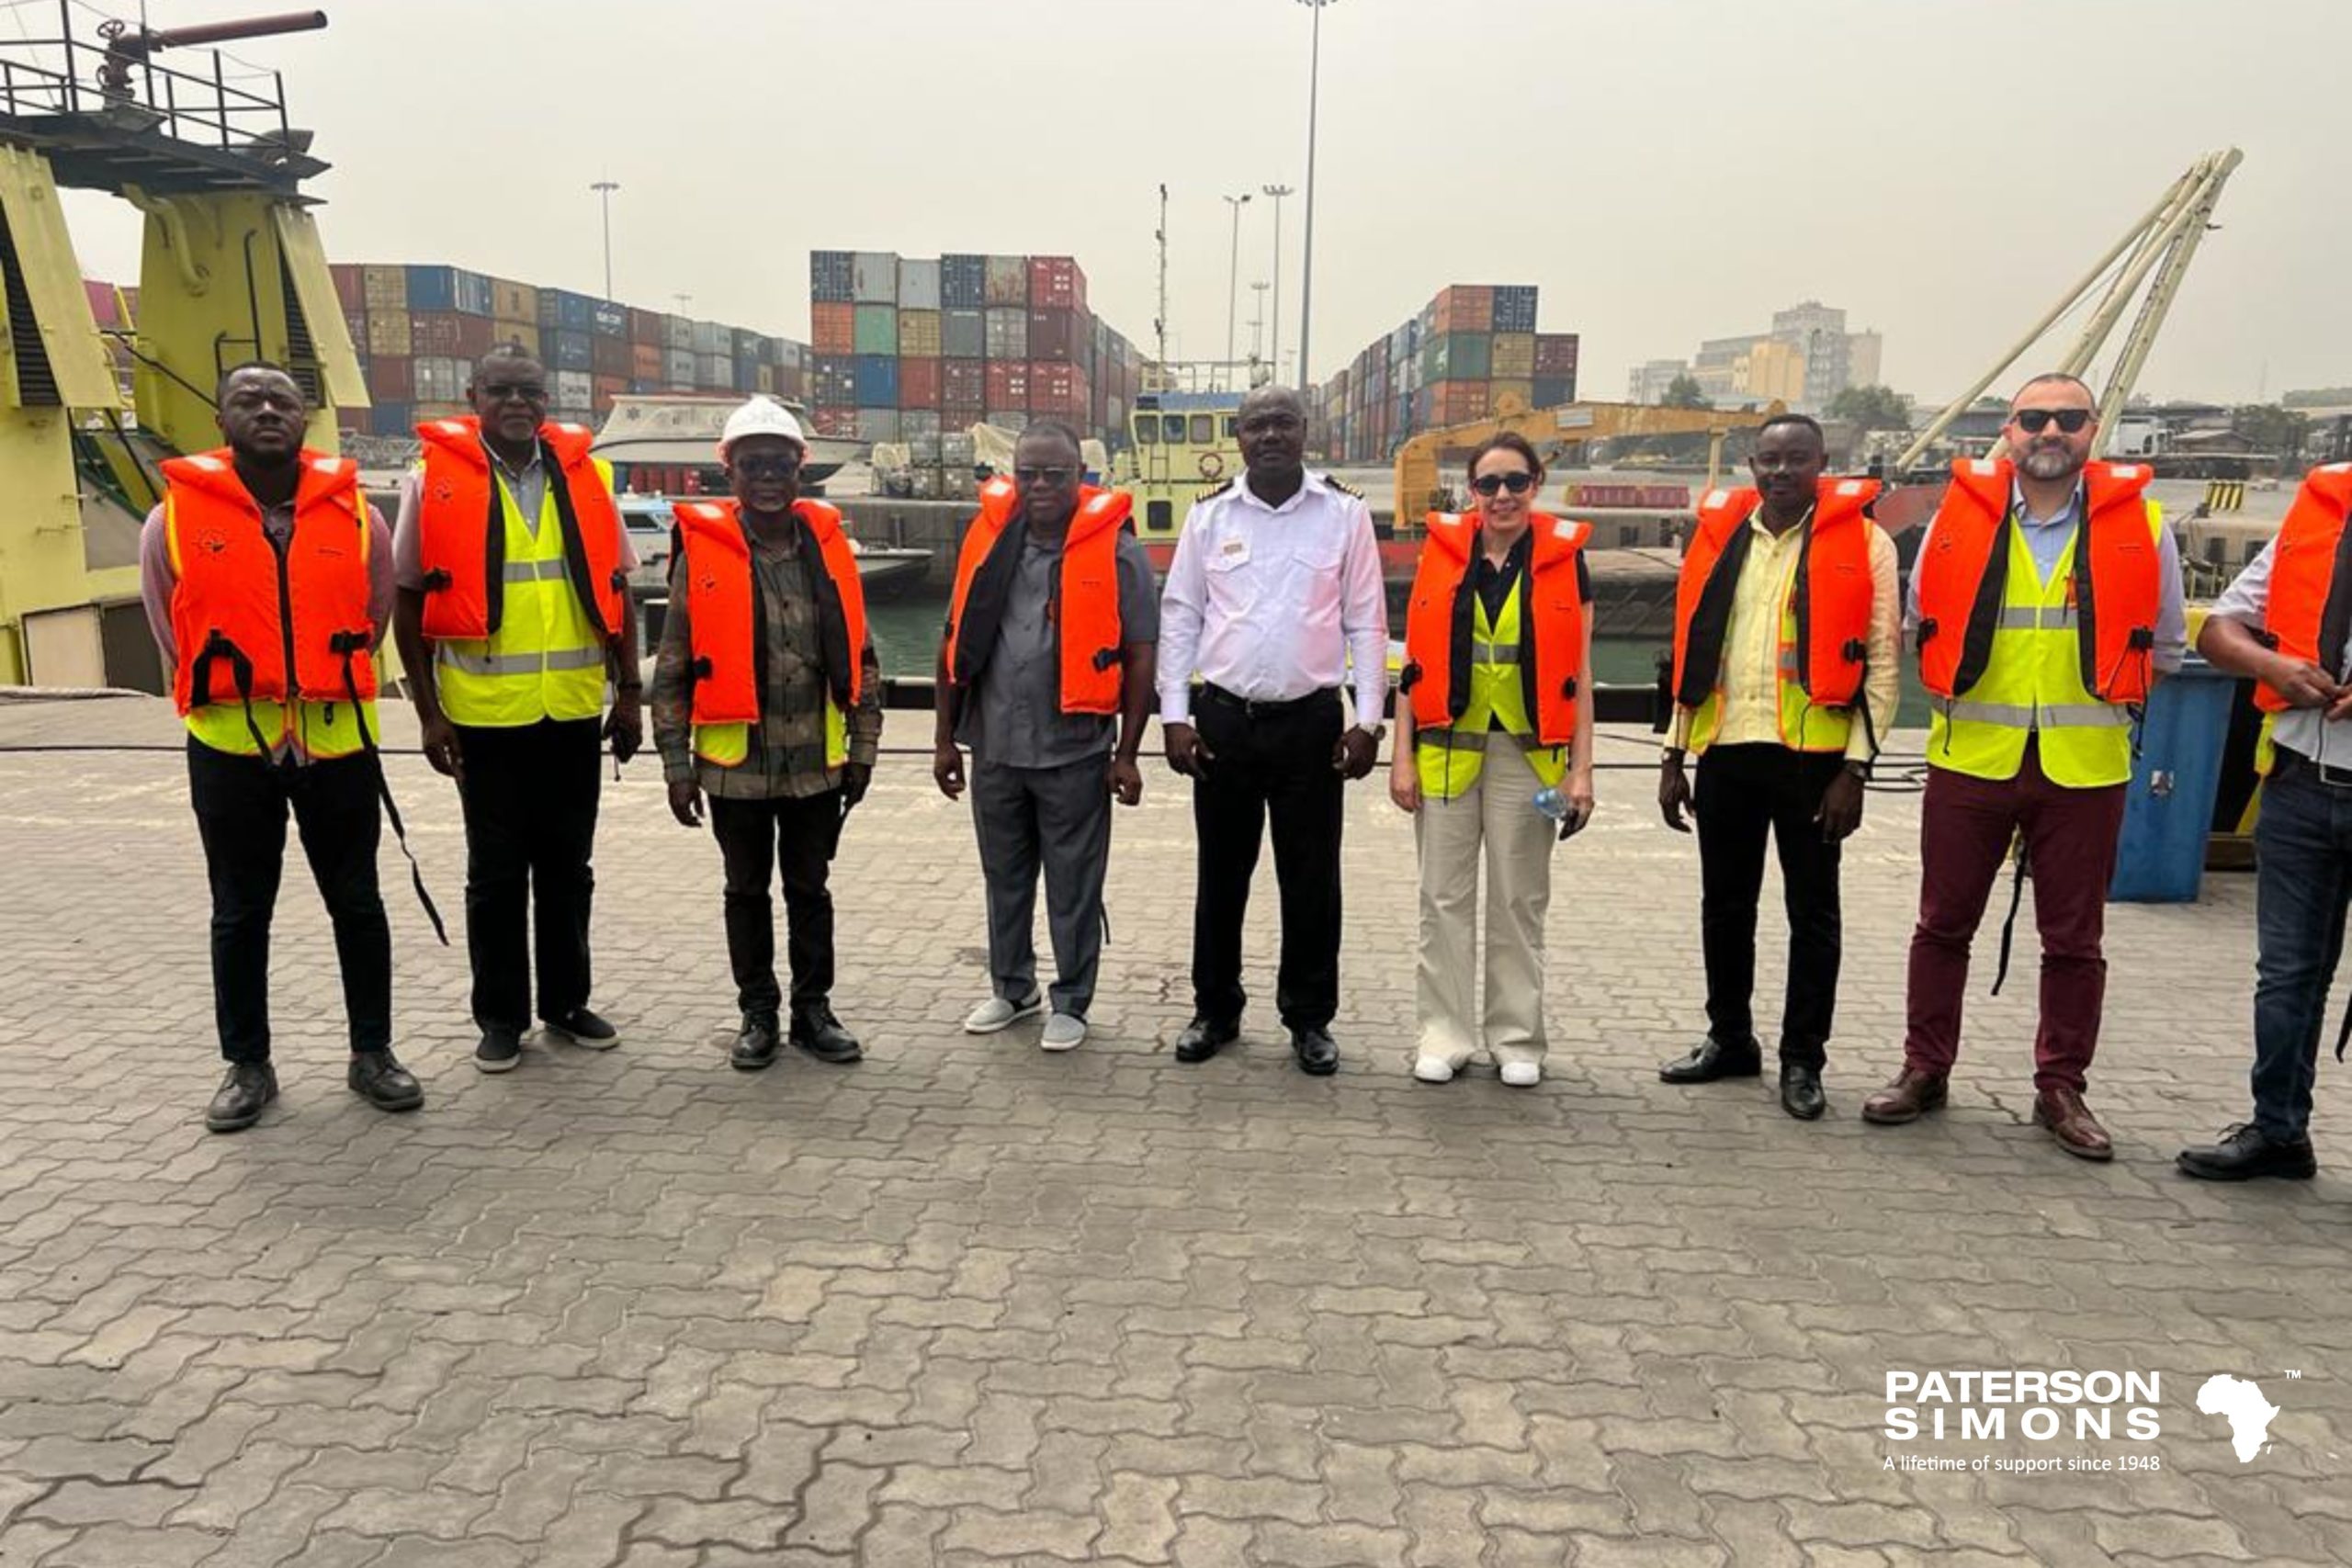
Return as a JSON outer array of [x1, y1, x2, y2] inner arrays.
[[1668, 508, 1901, 762]]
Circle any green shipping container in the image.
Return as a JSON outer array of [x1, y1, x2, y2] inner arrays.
[[1423, 332, 1491, 384], [854, 305, 899, 356]]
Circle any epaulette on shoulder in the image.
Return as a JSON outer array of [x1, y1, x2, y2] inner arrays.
[[1200, 478, 1236, 501], [1322, 473, 1363, 500]]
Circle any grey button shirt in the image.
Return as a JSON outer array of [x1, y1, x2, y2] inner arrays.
[[956, 527, 1159, 770], [2211, 536, 2350, 765]]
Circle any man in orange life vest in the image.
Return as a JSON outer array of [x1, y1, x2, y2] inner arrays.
[[1657, 413, 1898, 1121], [391, 345, 640, 1075], [138, 362, 424, 1131], [2177, 461, 2352, 1181], [933, 421, 1159, 1053], [1867, 373, 2185, 1158], [650, 397, 881, 1070]]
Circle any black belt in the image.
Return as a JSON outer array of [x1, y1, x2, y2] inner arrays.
[[2275, 748, 2352, 791], [1199, 683, 1339, 719]]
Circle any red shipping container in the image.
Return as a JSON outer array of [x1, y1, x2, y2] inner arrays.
[[899, 358, 943, 410], [1533, 333, 1579, 375], [411, 310, 462, 356], [985, 361, 1031, 412], [1027, 255, 1085, 312], [1028, 362, 1086, 419], [1435, 380, 1490, 424], [455, 313, 496, 360], [810, 300, 856, 358], [631, 343, 663, 379], [330, 264, 365, 313], [1026, 307, 1083, 364], [593, 374, 626, 411], [368, 355, 414, 401], [809, 407, 858, 437], [592, 334, 632, 377], [1431, 286, 1494, 334], [629, 308, 666, 346], [943, 358, 986, 406]]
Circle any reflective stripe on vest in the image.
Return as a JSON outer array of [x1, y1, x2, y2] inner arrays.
[[1927, 515, 2153, 786], [1416, 577, 1568, 799], [430, 457, 616, 728]]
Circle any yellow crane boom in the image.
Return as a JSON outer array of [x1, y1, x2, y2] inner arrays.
[[1390, 392, 1774, 525]]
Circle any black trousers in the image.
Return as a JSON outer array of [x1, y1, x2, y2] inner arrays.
[[710, 790, 845, 1018], [187, 739, 392, 1063], [1693, 743, 1847, 1066], [455, 717, 603, 1032], [1190, 686, 1345, 1032]]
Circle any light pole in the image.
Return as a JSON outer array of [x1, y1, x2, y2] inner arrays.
[[1296, 0, 1337, 389], [1261, 183, 1293, 380], [590, 178, 620, 299], [1250, 280, 1271, 368], [1222, 191, 1252, 391]]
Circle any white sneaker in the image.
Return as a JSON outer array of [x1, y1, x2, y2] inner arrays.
[[1499, 1061, 1543, 1088], [1040, 1013, 1087, 1052], [1412, 1055, 1456, 1084], [964, 993, 1044, 1033]]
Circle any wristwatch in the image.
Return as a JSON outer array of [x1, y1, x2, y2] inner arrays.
[[1844, 758, 1871, 781]]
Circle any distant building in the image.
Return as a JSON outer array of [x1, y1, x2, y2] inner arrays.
[[1642, 300, 1885, 413], [1628, 357, 1690, 405]]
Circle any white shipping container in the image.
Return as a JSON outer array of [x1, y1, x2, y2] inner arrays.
[[554, 370, 594, 408], [896, 258, 942, 311], [414, 355, 467, 401], [853, 252, 899, 304], [664, 348, 695, 385], [983, 308, 1028, 361], [664, 317, 694, 351], [692, 320, 728, 356], [695, 354, 731, 388]]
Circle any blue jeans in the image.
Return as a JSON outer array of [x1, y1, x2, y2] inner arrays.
[[2252, 760, 2352, 1139]]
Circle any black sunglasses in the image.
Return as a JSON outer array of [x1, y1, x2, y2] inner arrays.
[[2013, 408, 2092, 434], [1015, 466, 1075, 485], [479, 381, 548, 404], [734, 454, 800, 479], [1470, 471, 1536, 497]]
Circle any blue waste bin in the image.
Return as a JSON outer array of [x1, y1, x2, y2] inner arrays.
[[2109, 656, 2238, 902]]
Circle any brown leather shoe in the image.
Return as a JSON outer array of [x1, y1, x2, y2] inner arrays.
[[1860, 1066, 1948, 1124], [2032, 1088, 2114, 1162]]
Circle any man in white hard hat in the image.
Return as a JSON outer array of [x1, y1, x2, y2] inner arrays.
[[650, 398, 882, 1070]]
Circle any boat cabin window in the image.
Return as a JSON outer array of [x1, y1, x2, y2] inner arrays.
[[1190, 414, 1215, 446], [1223, 417, 1238, 440]]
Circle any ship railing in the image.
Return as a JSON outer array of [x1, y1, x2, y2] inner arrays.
[[0, 2, 295, 158]]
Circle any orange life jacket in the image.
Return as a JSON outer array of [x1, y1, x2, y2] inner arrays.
[[1669, 476, 1882, 711], [164, 446, 378, 716], [944, 478, 1132, 716], [672, 497, 868, 727], [414, 415, 627, 642], [2256, 464, 2352, 714], [1913, 457, 2162, 705], [1401, 509, 1589, 746]]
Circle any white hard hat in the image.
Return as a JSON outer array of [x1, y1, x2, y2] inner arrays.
[[717, 396, 808, 461]]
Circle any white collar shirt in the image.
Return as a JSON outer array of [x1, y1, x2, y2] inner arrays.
[[1156, 468, 1390, 726]]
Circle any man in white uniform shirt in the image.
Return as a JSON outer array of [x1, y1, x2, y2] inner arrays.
[[1158, 386, 1389, 1074]]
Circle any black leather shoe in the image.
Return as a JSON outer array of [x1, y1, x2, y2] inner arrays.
[[2177, 1122, 2318, 1182], [1290, 1026, 1339, 1076], [206, 1062, 277, 1133], [542, 1007, 619, 1051], [1779, 1062, 1826, 1121], [349, 1050, 424, 1112], [731, 1012, 781, 1071], [1659, 1036, 1763, 1083], [475, 1027, 523, 1074], [1173, 1017, 1238, 1064], [789, 1005, 864, 1064]]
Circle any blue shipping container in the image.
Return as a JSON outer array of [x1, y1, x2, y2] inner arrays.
[[1492, 285, 1539, 333], [2109, 660, 2237, 902], [854, 354, 899, 408], [371, 400, 412, 437], [592, 300, 628, 339], [550, 330, 594, 373], [1532, 376, 1575, 408], [942, 254, 987, 309], [405, 265, 458, 312], [810, 250, 855, 303], [455, 270, 493, 318]]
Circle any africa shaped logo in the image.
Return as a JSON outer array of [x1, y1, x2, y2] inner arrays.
[[2195, 1375, 2282, 1463]]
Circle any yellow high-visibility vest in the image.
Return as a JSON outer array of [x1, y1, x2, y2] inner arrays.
[[1415, 575, 1569, 800], [432, 457, 617, 728]]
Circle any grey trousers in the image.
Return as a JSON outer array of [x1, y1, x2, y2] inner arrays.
[[971, 754, 1114, 1018]]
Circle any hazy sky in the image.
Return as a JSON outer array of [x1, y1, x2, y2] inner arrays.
[[42, 0, 2352, 406]]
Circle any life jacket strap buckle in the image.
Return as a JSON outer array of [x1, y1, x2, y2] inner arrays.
[[1091, 647, 1123, 672], [1397, 660, 1422, 694], [420, 568, 452, 592]]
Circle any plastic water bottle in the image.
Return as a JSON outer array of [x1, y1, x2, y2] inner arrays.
[[1532, 786, 1570, 824]]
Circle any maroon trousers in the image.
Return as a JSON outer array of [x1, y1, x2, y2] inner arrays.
[[1904, 740, 2127, 1094]]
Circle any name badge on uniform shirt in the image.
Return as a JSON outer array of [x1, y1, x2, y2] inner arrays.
[[1216, 535, 1251, 570]]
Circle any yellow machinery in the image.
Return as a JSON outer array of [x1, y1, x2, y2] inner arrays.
[[1391, 392, 1772, 525], [0, 9, 363, 687]]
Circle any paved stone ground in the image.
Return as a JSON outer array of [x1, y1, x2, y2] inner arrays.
[[1, 694, 2347, 1568]]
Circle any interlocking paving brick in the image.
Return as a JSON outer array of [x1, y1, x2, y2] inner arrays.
[[1, 705, 2346, 1564]]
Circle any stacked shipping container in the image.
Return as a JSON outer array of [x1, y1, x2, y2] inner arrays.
[[332, 262, 813, 440], [1326, 282, 1579, 464], [808, 249, 1147, 463]]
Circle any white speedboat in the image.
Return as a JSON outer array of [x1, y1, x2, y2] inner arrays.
[[616, 495, 933, 600], [591, 393, 863, 487]]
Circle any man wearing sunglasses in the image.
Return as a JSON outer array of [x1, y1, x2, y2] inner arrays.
[[393, 344, 641, 1076], [934, 422, 1159, 1053], [1657, 413, 1897, 1121], [650, 397, 880, 1071], [1866, 373, 2185, 1159], [1158, 385, 1389, 1075]]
